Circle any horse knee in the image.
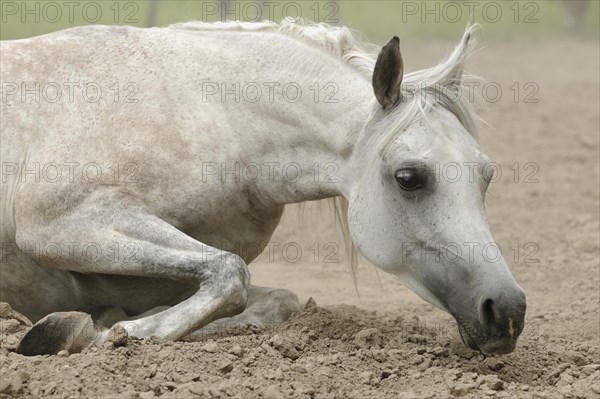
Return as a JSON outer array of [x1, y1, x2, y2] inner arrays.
[[212, 254, 250, 318]]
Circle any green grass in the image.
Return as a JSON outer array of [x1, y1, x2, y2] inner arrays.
[[1, 0, 598, 41]]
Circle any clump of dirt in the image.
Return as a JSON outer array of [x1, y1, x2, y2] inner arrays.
[[0, 302, 30, 352], [1, 300, 598, 398]]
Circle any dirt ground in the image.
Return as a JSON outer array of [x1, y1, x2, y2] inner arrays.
[[1, 38, 599, 399]]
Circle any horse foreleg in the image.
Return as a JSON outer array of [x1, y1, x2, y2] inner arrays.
[[15, 198, 250, 355]]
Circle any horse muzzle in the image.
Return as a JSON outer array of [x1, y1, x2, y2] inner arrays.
[[453, 285, 526, 355]]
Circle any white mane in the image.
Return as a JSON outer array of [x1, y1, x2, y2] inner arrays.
[[170, 19, 377, 79], [170, 20, 480, 137]]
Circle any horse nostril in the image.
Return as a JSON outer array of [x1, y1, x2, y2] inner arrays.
[[480, 298, 502, 337]]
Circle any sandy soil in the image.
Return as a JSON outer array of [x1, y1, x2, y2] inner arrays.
[[1, 39, 599, 398]]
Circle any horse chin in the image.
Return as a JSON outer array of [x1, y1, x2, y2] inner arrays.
[[457, 323, 518, 355], [457, 324, 481, 352]]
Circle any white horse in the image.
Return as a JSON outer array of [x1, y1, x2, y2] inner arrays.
[[0, 20, 526, 355]]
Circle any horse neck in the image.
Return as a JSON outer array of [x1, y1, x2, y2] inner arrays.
[[261, 90, 371, 205], [230, 54, 373, 206]]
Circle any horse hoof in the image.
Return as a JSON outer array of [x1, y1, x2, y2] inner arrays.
[[16, 311, 99, 356]]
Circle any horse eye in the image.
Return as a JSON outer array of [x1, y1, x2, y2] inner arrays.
[[395, 169, 424, 191]]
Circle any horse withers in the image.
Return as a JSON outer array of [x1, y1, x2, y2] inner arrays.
[[0, 20, 525, 355]]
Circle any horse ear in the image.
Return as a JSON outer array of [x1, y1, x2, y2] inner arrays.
[[372, 36, 403, 109], [436, 28, 473, 87]]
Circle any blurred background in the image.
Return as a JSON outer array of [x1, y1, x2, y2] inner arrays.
[[1, 0, 599, 41]]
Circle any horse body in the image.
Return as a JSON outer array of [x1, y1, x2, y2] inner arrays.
[[1, 24, 361, 320], [1, 21, 526, 355]]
